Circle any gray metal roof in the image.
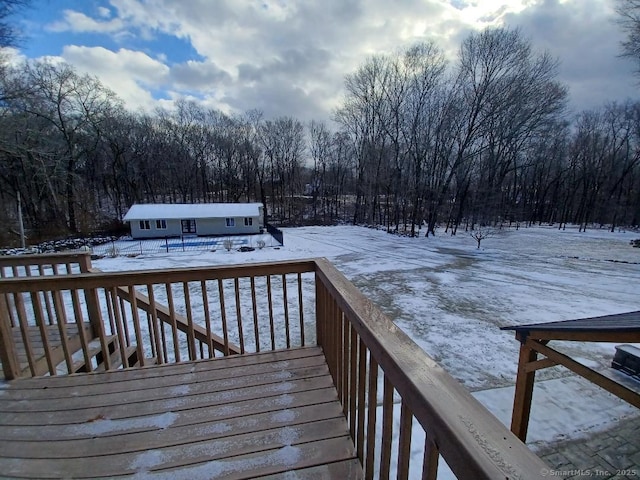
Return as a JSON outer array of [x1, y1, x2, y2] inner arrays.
[[501, 311, 640, 333]]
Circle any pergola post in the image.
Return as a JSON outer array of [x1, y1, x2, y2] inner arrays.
[[511, 335, 538, 442]]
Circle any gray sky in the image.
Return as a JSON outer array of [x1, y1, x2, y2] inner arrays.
[[16, 0, 639, 122]]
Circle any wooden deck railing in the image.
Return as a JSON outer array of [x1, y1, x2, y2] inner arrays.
[[0, 257, 315, 378], [0, 252, 93, 328], [0, 254, 548, 478], [0, 251, 92, 277], [314, 258, 547, 479], [0, 252, 104, 377]]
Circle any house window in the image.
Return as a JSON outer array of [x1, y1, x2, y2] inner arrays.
[[225, 218, 235, 227], [156, 219, 167, 229], [181, 219, 197, 233], [244, 217, 253, 226], [139, 220, 150, 230]]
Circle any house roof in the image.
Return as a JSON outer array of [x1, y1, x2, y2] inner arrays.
[[501, 311, 640, 334], [123, 203, 263, 221]]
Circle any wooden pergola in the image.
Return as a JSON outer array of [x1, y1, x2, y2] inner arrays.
[[502, 311, 640, 442]]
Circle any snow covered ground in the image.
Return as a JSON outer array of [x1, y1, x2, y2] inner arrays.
[[94, 224, 640, 458]]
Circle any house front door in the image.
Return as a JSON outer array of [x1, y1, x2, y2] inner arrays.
[[181, 219, 197, 234]]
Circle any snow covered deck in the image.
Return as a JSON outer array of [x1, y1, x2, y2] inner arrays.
[[0, 346, 362, 479], [0, 252, 550, 479]]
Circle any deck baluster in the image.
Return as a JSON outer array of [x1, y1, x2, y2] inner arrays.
[[349, 322, 358, 440], [233, 278, 245, 354], [250, 276, 260, 352], [297, 272, 305, 346], [217, 279, 230, 356], [422, 436, 439, 480], [128, 285, 146, 367], [356, 337, 367, 463], [397, 402, 413, 480], [182, 282, 197, 360], [341, 308, 349, 416], [52, 286, 73, 373], [201, 280, 214, 358], [36, 265, 55, 325], [380, 377, 394, 480], [109, 287, 130, 368], [70, 287, 92, 371], [165, 284, 181, 362], [147, 284, 164, 364], [267, 275, 275, 350], [365, 356, 379, 480]]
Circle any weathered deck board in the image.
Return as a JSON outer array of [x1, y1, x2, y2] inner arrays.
[[1, 348, 327, 398], [0, 363, 330, 411], [9, 346, 323, 389], [0, 346, 363, 479]]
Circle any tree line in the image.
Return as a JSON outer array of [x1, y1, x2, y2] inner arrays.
[[0, 27, 639, 244]]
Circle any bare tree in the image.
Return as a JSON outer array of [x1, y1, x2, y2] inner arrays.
[[308, 120, 332, 222], [400, 42, 448, 236], [470, 226, 497, 249], [335, 55, 389, 225], [5, 60, 121, 232], [446, 28, 566, 234], [617, 0, 640, 74], [259, 117, 305, 223], [0, 0, 30, 49]]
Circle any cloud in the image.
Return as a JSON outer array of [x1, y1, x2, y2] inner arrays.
[[26, 0, 640, 122], [170, 60, 232, 90], [47, 9, 124, 34], [502, 0, 638, 113], [1, 47, 26, 67], [91, 0, 465, 119], [60, 45, 170, 110], [223, 76, 331, 122], [97, 7, 112, 19]]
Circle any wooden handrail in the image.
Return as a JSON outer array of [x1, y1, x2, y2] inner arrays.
[[0, 259, 317, 293], [0, 251, 92, 269], [314, 258, 548, 479]]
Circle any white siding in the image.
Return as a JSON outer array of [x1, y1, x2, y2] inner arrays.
[[129, 219, 182, 239], [128, 216, 261, 238]]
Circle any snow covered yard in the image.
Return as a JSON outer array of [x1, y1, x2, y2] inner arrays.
[[93, 224, 640, 451]]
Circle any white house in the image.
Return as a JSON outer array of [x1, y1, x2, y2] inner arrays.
[[123, 203, 264, 239]]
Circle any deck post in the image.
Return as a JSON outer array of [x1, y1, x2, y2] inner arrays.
[[77, 253, 104, 338], [0, 294, 20, 380], [510, 334, 538, 442]]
